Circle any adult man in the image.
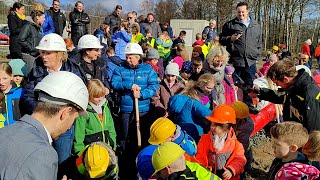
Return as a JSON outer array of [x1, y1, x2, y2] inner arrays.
[[202, 19, 217, 42], [104, 5, 122, 35], [47, 0, 66, 36], [142, 13, 162, 38], [0, 71, 88, 180], [152, 142, 221, 179], [252, 60, 320, 132], [219, 2, 261, 113], [69, 1, 90, 45]]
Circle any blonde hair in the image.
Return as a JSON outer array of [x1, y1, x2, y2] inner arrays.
[[195, 33, 202, 40], [160, 31, 171, 41], [270, 122, 308, 148], [131, 22, 140, 34], [181, 73, 214, 101], [56, 51, 68, 62], [206, 45, 229, 68], [87, 79, 106, 100], [32, 3, 44, 12], [303, 131, 320, 160]]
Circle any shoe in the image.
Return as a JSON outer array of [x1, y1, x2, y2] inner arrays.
[[249, 106, 259, 114]]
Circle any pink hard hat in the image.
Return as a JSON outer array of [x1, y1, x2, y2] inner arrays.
[[275, 162, 320, 180]]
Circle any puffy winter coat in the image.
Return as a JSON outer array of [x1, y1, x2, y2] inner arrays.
[[74, 100, 116, 153], [302, 44, 311, 57], [23, 58, 87, 114], [0, 85, 23, 127], [42, 11, 55, 35], [111, 62, 159, 113], [104, 56, 122, 82], [173, 125, 197, 156], [169, 94, 212, 142], [18, 17, 43, 57], [196, 128, 246, 180], [69, 8, 90, 36], [112, 30, 132, 60]]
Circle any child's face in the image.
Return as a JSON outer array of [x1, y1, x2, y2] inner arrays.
[[13, 75, 24, 85], [150, 59, 159, 66], [0, 70, 13, 92], [180, 35, 186, 40], [166, 74, 176, 83], [192, 51, 200, 58], [227, 73, 232, 78], [192, 64, 203, 74], [302, 141, 314, 158], [180, 72, 191, 80], [146, 32, 152, 37], [271, 137, 291, 159], [210, 122, 227, 137], [90, 96, 104, 105], [200, 81, 214, 95]]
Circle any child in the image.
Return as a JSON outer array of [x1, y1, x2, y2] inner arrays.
[[196, 104, 246, 179], [267, 122, 309, 180], [145, 48, 162, 79], [8, 59, 27, 87], [74, 79, 116, 153], [302, 131, 320, 162], [223, 66, 236, 105], [151, 62, 185, 118], [190, 57, 205, 81], [192, 33, 205, 47], [104, 47, 122, 82], [172, 56, 183, 70], [156, 31, 173, 62], [141, 27, 157, 48], [231, 101, 254, 179], [257, 54, 278, 77], [148, 117, 197, 156], [192, 45, 205, 61], [130, 22, 144, 44], [180, 61, 192, 85], [172, 30, 186, 47], [0, 63, 23, 127]]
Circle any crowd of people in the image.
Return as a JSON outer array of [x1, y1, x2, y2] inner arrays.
[[0, 0, 320, 180]]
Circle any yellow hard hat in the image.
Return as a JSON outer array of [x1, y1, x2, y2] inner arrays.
[[84, 143, 110, 178], [231, 101, 250, 119], [152, 142, 185, 173], [148, 118, 176, 145], [272, 45, 279, 51]]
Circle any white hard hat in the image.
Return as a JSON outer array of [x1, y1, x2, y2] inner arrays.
[[77, 34, 103, 50], [124, 43, 143, 56], [253, 77, 269, 89], [296, 65, 311, 76], [34, 71, 89, 116], [36, 33, 67, 52]]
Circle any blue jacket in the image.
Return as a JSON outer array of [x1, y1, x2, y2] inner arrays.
[[1, 86, 24, 127], [112, 30, 132, 60], [169, 94, 211, 142], [202, 26, 217, 42], [42, 12, 55, 35], [103, 56, 122, 82], [23, 58, 87, 114], [173, 125, 197, 156], [111, 62, 159, 113]]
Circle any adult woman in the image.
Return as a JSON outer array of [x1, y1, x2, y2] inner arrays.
[[112, 21, 132, 60], [19, 10, 45, 74], [7, 2, 26, 59]]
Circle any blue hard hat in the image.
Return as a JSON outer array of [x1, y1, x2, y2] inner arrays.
[[136, 145, 158, 179]]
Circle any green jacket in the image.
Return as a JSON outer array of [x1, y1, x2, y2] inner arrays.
[[74, 101, 117, 153]]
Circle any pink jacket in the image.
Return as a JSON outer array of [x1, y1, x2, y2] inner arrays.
[[223, 77, 235, 105], [258, 62, 271, 77]]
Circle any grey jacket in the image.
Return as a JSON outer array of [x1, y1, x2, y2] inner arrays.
[[219, 17, 261, 67], [142, 21, 162, 38], [0, 115, 58, 180]]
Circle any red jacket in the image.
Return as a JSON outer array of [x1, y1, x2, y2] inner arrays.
[[314, 75, 320, 87], [302, 44, 311, 57], [315, 45, 320, 57], [196, 128, 246, 180]]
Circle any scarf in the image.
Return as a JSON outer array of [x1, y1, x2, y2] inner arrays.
[[16, 12, 26, 20], [146, 61, 159, 73], [212, 132, 228, 151]]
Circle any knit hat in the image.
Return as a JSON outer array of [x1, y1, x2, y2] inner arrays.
[[181, 61, 192, 74], [165, 63, 180, 77], [193, 45, 203, 54], [180, 50, 190, 61], [137, 145, 158, 180], [146, 48, 160, 59], [144, 26, 152, 34], [275, 162, 320, 180], [173, 56, 183, 69], [225, 65, 235, 74], [8, 59, 27, 77]]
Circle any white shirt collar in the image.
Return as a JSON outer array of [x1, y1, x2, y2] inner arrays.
[[47, 64, 63, 74], [43, 125, 53, 145]]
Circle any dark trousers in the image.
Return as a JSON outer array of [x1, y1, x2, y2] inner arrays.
[[233, 64, 257, 105]]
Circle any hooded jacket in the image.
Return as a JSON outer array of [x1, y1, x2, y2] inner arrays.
[[74, 100, 116, 153], [111, 62, 159, 113], [258, 69, 320, 132], [69, 8, 90, 36], [104, 55, 122, 82], [196, 128, 246, 180], [18, 16, 43, 57], [112, 30, 132, 60], [219, 17, 261, 67], [169, 94, 211, 142]]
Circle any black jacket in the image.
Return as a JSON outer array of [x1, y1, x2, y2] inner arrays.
[[258, 69, 320, 132], [18, 17, 43, 57], [7, 12, 27, 58], [219, 17, 261, 67], [47, 8, 66, 36], [23, 58, 87, 114], [104, 12, 121, 34], [69, 8, 90, 36]]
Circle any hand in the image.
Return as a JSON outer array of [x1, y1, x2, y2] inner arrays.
[[133, 90, 140, 98], [231, 84, 238, 91], [120, 26, 124, 31], [105, 87, 110, 96], [230, 33, 241, 42], [222, 167, 233, 179], [61, 175, 71, 180], [131, 84, 141, 91], [163, 112, 169, 118], [248, 86, 260, 98]]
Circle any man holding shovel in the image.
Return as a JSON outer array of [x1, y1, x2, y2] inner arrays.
[[111, 43, 159, 179]]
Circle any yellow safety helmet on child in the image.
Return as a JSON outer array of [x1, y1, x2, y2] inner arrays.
[[231, 101, 250, 119], [84, 142, 110, 178], [149, 117, 176, 145]]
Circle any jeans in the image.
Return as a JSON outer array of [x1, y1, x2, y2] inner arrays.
[[233, 64, 257, 105], [53, 124, 75, 164]]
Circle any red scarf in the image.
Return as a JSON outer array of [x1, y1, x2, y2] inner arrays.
[[146, 61, 159, 73]]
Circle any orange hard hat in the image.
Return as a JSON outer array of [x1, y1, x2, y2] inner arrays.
[[206, 104, 236, 124]]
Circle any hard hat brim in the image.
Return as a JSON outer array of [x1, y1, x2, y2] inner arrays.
[[35, 46, 67, 52]]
